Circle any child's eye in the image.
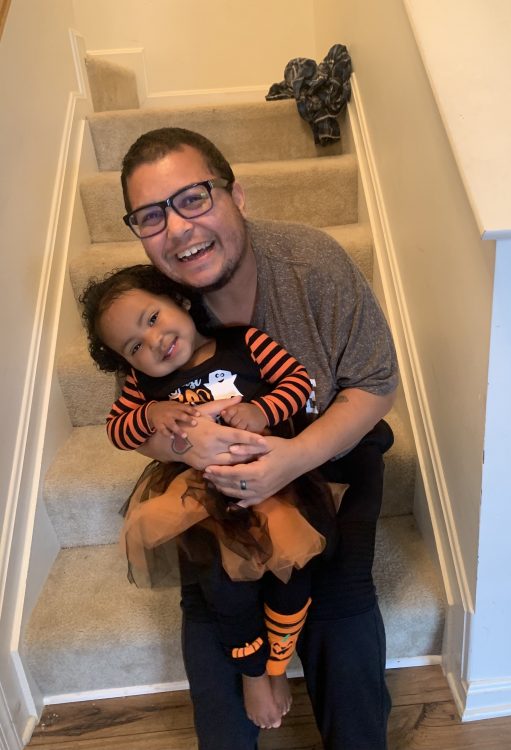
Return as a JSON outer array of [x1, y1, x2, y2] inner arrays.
[[149, 312, 159, 326], [131, 342, 141, 356]]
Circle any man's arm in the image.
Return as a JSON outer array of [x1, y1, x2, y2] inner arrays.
[[203, 386, 396, 503]]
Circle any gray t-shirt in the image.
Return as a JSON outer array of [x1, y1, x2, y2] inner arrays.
[[247, 220, 398, 414]]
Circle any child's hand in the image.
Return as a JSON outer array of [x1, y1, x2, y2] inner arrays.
[[147, 401, 200, 438], [220, 402, 268, 434]]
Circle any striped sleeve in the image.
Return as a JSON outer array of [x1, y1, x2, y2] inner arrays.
[[245, 327, 312, 427], [106, 370, 155, 450]]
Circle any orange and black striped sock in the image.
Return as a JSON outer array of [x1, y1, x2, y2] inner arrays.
[[231, 636, 264, 660], [264, 598, 311, 676]]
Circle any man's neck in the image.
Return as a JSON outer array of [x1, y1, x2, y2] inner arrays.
[[204, 242, 257, 326]]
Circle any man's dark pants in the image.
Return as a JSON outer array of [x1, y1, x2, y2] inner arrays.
[[181, 420, 394, 749]]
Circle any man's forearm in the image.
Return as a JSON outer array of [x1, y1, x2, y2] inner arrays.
[[291, 387, 396, 473], [209, 387, 398, 504]]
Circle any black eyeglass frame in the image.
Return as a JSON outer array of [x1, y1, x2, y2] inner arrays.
[[123, 177, 232, 238]]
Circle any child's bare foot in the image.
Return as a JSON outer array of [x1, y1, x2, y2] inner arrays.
[[242, 673, 282, 729], [270, 673, 292, 716]]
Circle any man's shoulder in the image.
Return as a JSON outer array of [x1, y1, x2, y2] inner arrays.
[[248, 219, 349, 266]]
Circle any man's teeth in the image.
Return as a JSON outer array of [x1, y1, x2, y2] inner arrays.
[[177, 241, 211, 260]]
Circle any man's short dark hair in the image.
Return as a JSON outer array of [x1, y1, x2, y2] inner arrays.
[[120, 128, 235, 212]]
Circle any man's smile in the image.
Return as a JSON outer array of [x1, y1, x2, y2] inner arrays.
[[176, 240, 214, 262]]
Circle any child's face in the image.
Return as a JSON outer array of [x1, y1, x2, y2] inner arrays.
[[99, 289, 201, 377]]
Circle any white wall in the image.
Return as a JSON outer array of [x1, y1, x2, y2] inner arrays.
[[470, 240, 511, 689], [405, 0, 511, 238], [73, 0, 318, 96]]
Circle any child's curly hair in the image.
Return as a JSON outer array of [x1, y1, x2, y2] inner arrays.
[[79, 264, 210, 375]]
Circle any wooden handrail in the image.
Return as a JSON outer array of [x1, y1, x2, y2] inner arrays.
[[0, 0, 12, 41]]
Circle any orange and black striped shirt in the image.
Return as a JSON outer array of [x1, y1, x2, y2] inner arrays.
[[106, 326, 312, 450]]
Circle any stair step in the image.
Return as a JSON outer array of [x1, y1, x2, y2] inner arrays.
[[57, 333, 116, 427], [86, 55, 139, 114], [44, 406, 414, 550], [80, 156, 358, 244], [70, 240, 147, 301], [88, 100, 344, 172], [44, 425, 150, 547], [23, 515, 444, 697], [238, 157, 358, 227], [69, 223, 372, 303]]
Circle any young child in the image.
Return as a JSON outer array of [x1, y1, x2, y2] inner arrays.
[[80, 264, 345, 729]]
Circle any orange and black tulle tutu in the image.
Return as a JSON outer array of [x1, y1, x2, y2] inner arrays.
[[120, 460, 347, 588]]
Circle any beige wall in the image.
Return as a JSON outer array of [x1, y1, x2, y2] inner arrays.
[[403, 0, 511, 700], [0, 0, 81, 734], [73, 0, 318, 94], [314, 0, 493, 601], [0, 0, 77, 558]]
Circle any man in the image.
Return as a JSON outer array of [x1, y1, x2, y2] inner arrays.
[[120, 127, 398, 749]]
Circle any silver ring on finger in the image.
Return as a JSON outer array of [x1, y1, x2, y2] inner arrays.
[[240, 479, 248, 491]]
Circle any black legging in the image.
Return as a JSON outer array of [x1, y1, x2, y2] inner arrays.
[[181, 419, 394, 750]]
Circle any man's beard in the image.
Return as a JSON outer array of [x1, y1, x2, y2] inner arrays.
[[193, 255, 243, 293], [191, 218, 249, 294]]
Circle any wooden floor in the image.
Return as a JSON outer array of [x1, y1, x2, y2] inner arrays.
[[27, 666, 511, 749]]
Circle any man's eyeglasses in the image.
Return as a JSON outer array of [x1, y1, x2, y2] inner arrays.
[[123, 178, 231, 239]]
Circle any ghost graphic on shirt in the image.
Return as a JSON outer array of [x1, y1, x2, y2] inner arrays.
[[205, 370, 243, 400]]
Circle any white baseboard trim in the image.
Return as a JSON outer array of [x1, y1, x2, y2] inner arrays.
[[0, 30, 95, 748], [446, 667, 511, 722], [347, 73, 472, 710], [349, 72, 511, 725], [0, 90, 83, 746], [44, 681, 191, 705], [386, 655, 442, 669], [0, 683, 23, 750], [144, 84, 270, 108], [42, 656, 443, 707], [463, 677, 511, 722], [290, 655, 443, 675]]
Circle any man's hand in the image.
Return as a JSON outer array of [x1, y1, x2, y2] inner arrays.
[[203, 435, 301, 505], [136, 397, 269, 469], [203, 388, 396, 503]]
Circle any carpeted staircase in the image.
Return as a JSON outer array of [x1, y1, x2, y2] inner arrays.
[[23, 95, 445, 699]]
